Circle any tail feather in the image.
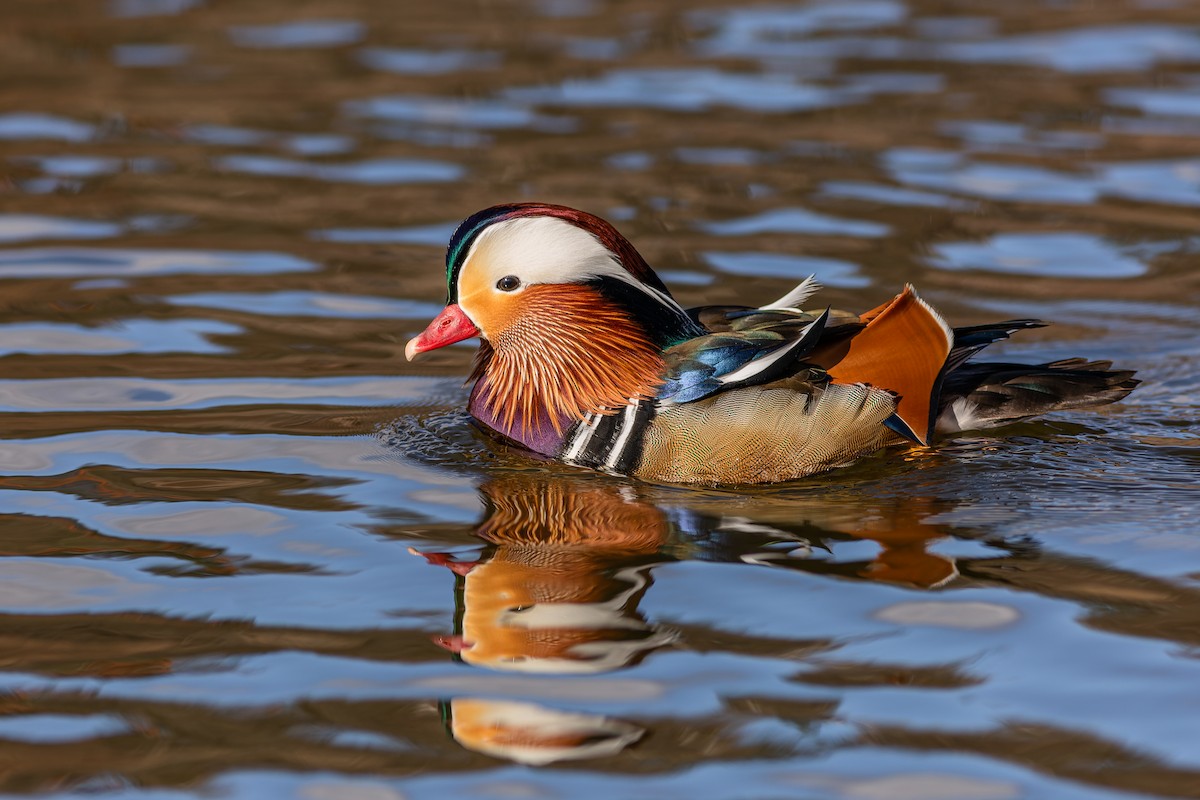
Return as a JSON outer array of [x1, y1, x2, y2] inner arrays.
[[936, 358, 1140, 434], [946, 319, 1046, 375]]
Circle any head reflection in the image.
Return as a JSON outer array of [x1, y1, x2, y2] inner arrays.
[[417, 476, 677, 674]]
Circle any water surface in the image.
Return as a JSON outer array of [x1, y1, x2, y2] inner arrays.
[[1, 1, 1198, 798]]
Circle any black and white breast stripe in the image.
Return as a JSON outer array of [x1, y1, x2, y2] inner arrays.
[[560, 398, 656, 475]]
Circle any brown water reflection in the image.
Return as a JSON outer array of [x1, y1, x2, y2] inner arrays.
[[2, 0, 1200, 797]]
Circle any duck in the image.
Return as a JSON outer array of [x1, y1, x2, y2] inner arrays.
[[405, 203, 1138, 485]]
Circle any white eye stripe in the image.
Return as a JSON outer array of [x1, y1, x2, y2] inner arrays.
[[455, 215, 692, 331], [462, 216, 624, 286]]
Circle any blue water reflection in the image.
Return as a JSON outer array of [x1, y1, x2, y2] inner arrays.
[[0, 248, 316, 278], [700, 207, 889, 238], [933, 24, 1200, 73], [344, 96, 563, 131], [310, 223, 456, 246], [357, 47, 500, 75], [0, 113, 94, 142], [166, 291, 444, 319], [0, 215, 123, 244], [1097, 159, 1200, 206], [819, 180, 968, 209], [0, 377, 446, 411], [213, 155, 463, 184], [228, 20, 365, 49], [883, 149, 1100, 204], [508, 69, 850, 112], [929, 233, 1149, 279], [703, 252, 869, 286], [1107, 86, 1200, 118], [113, 44, 191, 67], [108, 0, 199, 17], [0, 320, 241, 355]]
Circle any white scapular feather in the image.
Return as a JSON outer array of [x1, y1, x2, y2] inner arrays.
[[760, 275, 822, 311], [716, 314, 823, 385]]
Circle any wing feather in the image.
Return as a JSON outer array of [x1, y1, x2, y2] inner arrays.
[[658, 310, 830, 405], [819, 286, 953, 445]]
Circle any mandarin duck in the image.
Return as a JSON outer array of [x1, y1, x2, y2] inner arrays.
[[406, 203, 1138, 485]]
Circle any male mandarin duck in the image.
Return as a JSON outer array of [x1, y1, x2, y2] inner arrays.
[[406, 203, 1138, 485]]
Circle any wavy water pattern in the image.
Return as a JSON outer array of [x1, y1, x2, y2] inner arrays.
[[0, 1, 1197, 798]]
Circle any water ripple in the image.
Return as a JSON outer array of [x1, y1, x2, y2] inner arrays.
[[884, 150, 1099, 204], [356, 47, 500, 75], [309, 223, 456, 246], [344, 95, 563, 131], [928, 233, 1150, 279], [700, 207, 890, 238], [507, 68, 849, 112], [703, 252, 869, 287], [0, 248, 316, 278], [0, 215, 122, 244], [0, 376, 442, 412], [228, 20, 365, 49], [0, 319, 241, 355], [1096, 159, 1200, 206], [166, 291, 444, 319], [0, 113, 95, 142], [213, 155, 463, 184]]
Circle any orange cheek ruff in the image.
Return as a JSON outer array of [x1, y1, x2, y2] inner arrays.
[[472, 285, 666, 436]]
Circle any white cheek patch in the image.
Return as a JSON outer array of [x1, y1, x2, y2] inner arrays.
[[459, 216, 630, 295], [478, 216, 626, 285], [455, 215, 690, 331]]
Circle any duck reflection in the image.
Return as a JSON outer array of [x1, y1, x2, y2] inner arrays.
[[769, 501, 960, 590], [413, 474, 972, 764], [412, 477, 678, 764]]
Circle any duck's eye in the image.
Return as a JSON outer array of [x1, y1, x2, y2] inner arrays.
[[496, 275, 521, 292]]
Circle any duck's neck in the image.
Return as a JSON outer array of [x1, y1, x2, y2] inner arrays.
[[467, 286, 667, 456]]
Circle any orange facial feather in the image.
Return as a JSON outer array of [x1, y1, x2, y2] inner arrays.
[[473, 285, 665, 436]]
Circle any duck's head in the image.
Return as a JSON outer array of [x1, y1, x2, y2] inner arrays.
[[405, 203, 704, 448], [405, 203, 698, 360]]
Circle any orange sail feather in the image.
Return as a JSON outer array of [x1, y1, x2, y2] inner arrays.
[[821, 286, 954, 445]]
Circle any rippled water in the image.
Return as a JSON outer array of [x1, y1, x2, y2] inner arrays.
[[2, 1, 1199, 798]]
